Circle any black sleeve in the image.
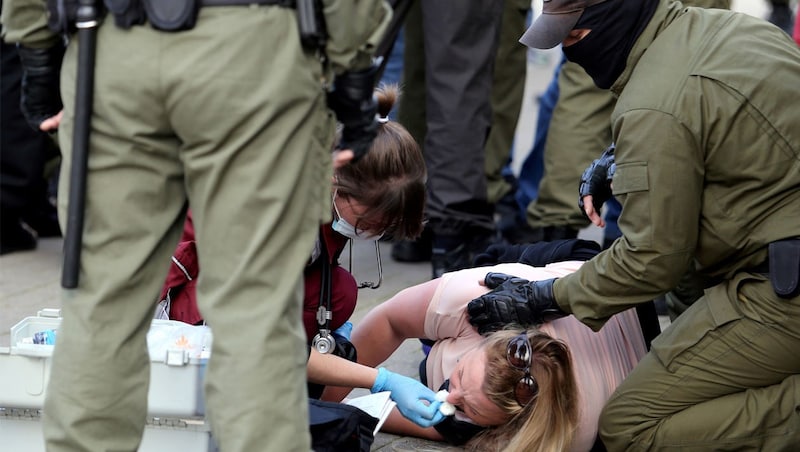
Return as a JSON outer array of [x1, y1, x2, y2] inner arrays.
[[433, 414, 486, 446]]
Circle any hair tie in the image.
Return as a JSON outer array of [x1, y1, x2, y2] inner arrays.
[[376, 115, 389, 124]]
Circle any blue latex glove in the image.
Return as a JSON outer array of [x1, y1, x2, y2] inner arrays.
[[332, 321, 353, 341], [371, 367, 447, 428]]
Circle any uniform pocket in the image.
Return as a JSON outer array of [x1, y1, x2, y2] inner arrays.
[[611, 161, 649, 195], [651, 277, 745, 372]]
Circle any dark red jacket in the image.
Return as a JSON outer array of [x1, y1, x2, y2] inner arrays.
[[159, 212, 357, 342]]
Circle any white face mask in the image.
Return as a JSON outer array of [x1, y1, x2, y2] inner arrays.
[[332, 191, 384, 241]]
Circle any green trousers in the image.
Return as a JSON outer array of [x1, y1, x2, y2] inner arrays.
[[484, 0, 529, 205], [524, 0, 731, 231], [525, 60, 615, 230], [601, 273, 800, 450], [45, 8, 334, 452]]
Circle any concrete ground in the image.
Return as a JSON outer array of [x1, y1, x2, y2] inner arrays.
[[0, 1, 776, 449]]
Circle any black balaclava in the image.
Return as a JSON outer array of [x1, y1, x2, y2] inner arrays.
[[562, 0, 658, 89]]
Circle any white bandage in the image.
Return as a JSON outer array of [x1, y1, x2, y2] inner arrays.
[[435, 390, 456, 416]]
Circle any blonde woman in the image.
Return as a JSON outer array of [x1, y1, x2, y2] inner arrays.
[[325, 254, 646, 451]]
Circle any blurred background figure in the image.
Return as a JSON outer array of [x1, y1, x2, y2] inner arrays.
[[766, 0, 796, 34], [1, 40, 61, 255]]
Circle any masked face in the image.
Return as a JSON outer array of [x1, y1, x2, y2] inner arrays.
[[562, 0, 657, 89], [332, 190, 384, 241]]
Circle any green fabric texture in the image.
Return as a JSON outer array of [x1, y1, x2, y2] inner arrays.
[[525, 60, 615, 230], [550, 1, 800, 448], [2, 1, 388, 451], [484, 0, 528, 205], [523, 0, 732, 230]]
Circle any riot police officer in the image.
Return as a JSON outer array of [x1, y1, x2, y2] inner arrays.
[[468, 0, 800, 450], [1, 0, 391, 450]]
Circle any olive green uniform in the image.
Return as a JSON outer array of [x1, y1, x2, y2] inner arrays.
[[524, 59, 614, 231], [525, 0, 731, 233], [1, 1, 389, 451], [550, 2, 800, 449], [484, 0, 529, 205]]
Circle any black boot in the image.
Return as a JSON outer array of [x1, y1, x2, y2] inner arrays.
[[431, 228, 494, 279], [431, 239, 471, 279], [541, 225, 579, 241], [501, 215, 544, 245], [390, 226, 432, 262], [23, 199, 61, 238], [1, 218, 37, 255]]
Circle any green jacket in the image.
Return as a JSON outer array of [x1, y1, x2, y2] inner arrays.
[[0, 0, 390, 73], [555, 0, 800, 330]]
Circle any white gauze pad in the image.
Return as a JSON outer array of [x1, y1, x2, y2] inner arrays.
[[435, 389, 456, 416]]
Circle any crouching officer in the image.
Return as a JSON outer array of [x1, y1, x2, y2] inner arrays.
[[1, 0, 390, 451], [467, 0, 800, 450]]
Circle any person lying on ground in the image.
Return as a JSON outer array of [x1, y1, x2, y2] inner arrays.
[[323, 240, 646, 452], [307, 346, 445, 428]]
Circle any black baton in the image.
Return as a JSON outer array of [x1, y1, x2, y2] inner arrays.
[[62, 0, 99, 289]]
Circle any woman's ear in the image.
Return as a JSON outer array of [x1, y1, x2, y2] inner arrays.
[[332, 149, 353, 169]]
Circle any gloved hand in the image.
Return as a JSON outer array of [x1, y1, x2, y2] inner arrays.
[[371, 367, 446, 428], [467, 273, 564, 335], [327, 64, 380, 163], [17, 43, 65, 131], [578, 143, 616, 215]]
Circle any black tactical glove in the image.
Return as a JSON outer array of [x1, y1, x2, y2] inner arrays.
[[467, 273, 565, 335], [327, 64, 379, 163], [578, 143, 616, 215], [17, 43, 65, 131]]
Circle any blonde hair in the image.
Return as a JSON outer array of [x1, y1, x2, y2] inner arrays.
[[466, 329, 579, 452], [334, 83, 427, 240]]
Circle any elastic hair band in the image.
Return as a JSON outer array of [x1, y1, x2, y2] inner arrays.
[[376, 115, 389, 124]]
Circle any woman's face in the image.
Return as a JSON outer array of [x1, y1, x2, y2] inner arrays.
[[332, 191, 384, 239], [445, 348, 510, 427]]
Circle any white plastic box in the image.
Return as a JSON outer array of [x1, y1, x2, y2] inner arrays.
[[0, 309, 217, 451]]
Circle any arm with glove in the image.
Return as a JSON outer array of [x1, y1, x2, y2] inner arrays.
[[16, 42, 65, 132], [308, 347, 445, 428], [327, 63, 380, 163], [317, 0, 392, 165], [2, 0, 66, 132]]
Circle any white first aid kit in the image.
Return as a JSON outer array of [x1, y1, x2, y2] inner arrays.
[[0, 309, 217, 451]]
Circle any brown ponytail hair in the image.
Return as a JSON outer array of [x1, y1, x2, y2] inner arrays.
[[334, 84, 427, 240]]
